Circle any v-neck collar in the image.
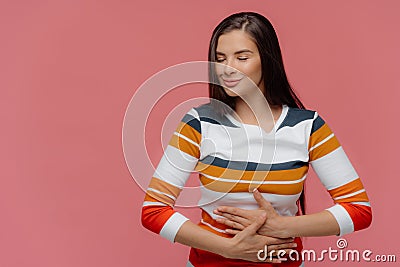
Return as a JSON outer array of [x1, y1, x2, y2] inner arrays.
[[226, 105, 289, 134]]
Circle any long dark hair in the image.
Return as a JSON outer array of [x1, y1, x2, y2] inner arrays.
[[208, 11, 306, 215]]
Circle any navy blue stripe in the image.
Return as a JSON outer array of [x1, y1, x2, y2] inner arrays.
[[194, 103, 238, 128], [200, 155, 308, 171], [199, 115, 239, 128], [181, 114, 201, 134], [310, 116, 325, 134], [277, 108, 315, 131], [200, 117, 222, 125]]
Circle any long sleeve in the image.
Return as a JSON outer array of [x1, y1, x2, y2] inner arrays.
[[308, 112, 372, 236], [141, 108, 202, 242]]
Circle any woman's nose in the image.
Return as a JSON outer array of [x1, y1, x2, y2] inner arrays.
[[223, 60, 237, 75]]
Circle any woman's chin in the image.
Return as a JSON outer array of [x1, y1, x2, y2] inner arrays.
[[224, 88, 239, 97]]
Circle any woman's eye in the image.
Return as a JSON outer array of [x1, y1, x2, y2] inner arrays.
[[216, 58, 225, 62], [238, 57, 248, 61]]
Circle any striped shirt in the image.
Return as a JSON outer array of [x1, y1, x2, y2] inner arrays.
[[141, 103, 372, 266]]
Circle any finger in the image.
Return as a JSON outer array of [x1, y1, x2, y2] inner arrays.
[[217, 211, 238, 221], [253, 189, 276, 214], [217, 206, 249, 219], [213, 209, 222, 216], [225, 228, 240, 235], [216, 212, 250, 227], [216, 218, 245, 230]]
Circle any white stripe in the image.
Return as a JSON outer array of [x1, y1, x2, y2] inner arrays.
[[326, 204, 354, 236], [159, 213, 189, 243], [197, 120, 278, 163], [333, 189, 365, 200], [187, 107, 200, 119], [310, 147, 359, 190], [153, 145, 198, 188], [200, 219, 226, 233], [198, 187, 302, 217], [174, 132, 200, 148], [201, 173, 307, 185], [147, 188, 176, 201], [142, 201, 168, 207], [309, 133, 334, 152], [351, 201, 371, 207]]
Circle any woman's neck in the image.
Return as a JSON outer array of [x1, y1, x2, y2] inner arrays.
[[234, 97, 282, 129]]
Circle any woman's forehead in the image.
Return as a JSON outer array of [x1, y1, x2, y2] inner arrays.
[[217, 30, 258, 54]]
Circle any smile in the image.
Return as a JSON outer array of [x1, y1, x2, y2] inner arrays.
[[222, 78, 242, 87]]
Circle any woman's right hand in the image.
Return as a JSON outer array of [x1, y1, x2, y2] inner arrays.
[[221, 213, 297, 263]]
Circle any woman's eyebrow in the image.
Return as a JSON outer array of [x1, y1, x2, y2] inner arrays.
[[216, 49, 254, 55]]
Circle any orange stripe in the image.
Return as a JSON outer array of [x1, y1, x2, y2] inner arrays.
[[309, 123, 332, 149], [169, 134, 200, 158], [144, 194, 159, 202], [328, 178, 364, 199], [309, 135, 340, 161], [200, 175, 304, 194], [148, 177, 181, 200], [176, 121, 201, 144], [195, 162, 308, 182], [144, 190, 175, 206]]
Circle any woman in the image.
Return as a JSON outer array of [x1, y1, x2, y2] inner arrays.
[[141, 12, 372, 266]]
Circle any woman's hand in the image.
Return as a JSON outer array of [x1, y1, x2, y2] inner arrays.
[[222, 212, 297, 263], [214, 207, 264, 231], [214, 189, 291, 238]]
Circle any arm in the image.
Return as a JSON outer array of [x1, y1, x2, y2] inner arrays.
[[273, 210, 340, 237], [304, 113, 372, 236], [141, 108, 202, 242], [214, 112, 372, 238]]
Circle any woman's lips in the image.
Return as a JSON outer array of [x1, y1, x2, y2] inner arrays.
[[222, 78, 242, 87]]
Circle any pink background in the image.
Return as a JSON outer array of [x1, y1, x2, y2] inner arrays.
[[1, 0, 399, 266]]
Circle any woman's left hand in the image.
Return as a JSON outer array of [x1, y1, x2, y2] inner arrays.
[[214, 189, 290, 238]]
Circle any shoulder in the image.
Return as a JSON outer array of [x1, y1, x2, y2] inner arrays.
[[192, 102, 238, 128], [278, 106, 317, 130], [192, 102, 215, 117], [179, 103, 224, 135]]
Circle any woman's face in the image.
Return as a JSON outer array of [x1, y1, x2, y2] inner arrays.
[[215, 30, 264, 97]]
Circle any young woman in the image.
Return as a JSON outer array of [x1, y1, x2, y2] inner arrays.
[[141, 12, 372, 266]]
